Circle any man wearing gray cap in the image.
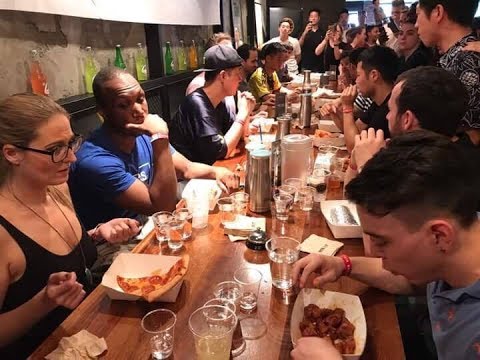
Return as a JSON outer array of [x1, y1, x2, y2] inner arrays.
[[167, 45, 256, 165]]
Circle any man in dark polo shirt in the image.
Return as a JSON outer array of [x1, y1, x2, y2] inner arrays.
[[299, 8, 325, 72], [168, 45, 256, 165]]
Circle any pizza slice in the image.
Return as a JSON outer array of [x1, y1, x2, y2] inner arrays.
[[116, 255, 189, 302]]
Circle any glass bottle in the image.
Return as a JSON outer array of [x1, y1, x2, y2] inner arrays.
[[135, 43, 148, 81], [84, 46, 97, 94], [197, 39, 206, 66], [177, 40, 187, 71], [188, 40, 198, 69], [165, 41, 174, 75], [29, 50, 49, 96], [114, 44, 127, 70]]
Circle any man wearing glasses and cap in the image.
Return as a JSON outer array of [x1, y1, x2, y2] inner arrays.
[[167, 45, 256, 166]]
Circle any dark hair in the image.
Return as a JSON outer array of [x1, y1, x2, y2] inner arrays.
[[340, 50, 352, 61], [418, 0, 479, 27], [392, 0, 406, 7], [358, 46, 400, 84], [260, 42, 285, 61], [346, 26, 364, 43], [346, 130, 480, 228], [93, 67, 129, 107], [473, 17, 480, 30], [395, 66, 468, 137], [309, 8, 321, 16], [204, 69, 222, 82], [401, 11, 418, 25], [366, 24, 379, 34], [282, 42, 294, 51], [349, 47, 367, 65], [339, 8, 349, 16], [236, 43, 257, 61]]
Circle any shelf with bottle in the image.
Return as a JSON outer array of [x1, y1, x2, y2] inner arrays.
[[163, 38, 206, 75]]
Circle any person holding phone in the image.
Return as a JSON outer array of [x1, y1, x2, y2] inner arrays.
[[299, 8, 325, 72]]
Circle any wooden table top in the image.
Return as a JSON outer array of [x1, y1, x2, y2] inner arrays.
[[31, 147, 405, 360]]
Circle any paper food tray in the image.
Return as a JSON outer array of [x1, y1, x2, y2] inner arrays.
[[291, 289, 367, 360], [317, 120, 341, 133], [182, 179, 222, 211], [321, 200, 363, 239], [102, 253, 184, 302], [311, 134, 346, 148]]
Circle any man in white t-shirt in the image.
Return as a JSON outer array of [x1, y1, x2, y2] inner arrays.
[[264, 17, 301, 64]]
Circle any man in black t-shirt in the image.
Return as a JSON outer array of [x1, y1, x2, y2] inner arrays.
[[340, 46, 400, 151], [168, 45, 256, 165], [299, 8, 325, 72]]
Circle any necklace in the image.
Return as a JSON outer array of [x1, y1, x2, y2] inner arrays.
[[7, 186, 93, 286]]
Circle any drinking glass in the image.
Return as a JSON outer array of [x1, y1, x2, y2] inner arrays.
[[188, 191, 209, 229], [173, 208, 192, 240], [329, 154, 349, 190], [204, 298, 245, 357], [233, 268, 262, 313], [189, 305, 237, 360], [277, 184, 296, 200], [265, 237, 300, 290], [152, 211, 173, 242], [297, 186, 316, 211], [141, 309, 176, 360], [217, 197, 236, 225], [166, 218, 184, 251], [213, 281, 242, 309], [273, 192, 294, 221], [307, 168, 331, 202], [230, 192, 249, 217], [283, 177, 304, 202]]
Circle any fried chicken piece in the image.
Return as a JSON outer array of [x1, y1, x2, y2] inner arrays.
[[332, 308, 346, 318], [344, 336, 356, 354], [304, 304, 323, 321], [300, 320, 318, 337], [333, 339, 346, 354], [318, 308, 334, 319], [316, 321, 330, 337], [324, 312, 343, 327], [337, 318, 355, 339]]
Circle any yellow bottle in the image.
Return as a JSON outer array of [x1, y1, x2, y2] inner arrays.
[[188, 40, 198, 70]]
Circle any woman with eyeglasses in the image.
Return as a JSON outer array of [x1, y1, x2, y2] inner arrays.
[[0, 94, 140, 359]]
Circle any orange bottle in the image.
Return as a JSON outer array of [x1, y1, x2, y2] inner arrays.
[[30, 50, 49, 96], [188, 40, 198, 69]]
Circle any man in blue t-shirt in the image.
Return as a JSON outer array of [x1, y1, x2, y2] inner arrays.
[[290, 132, 480, 360], [168, 45, 256, 165], [69, 67, 239, 229]]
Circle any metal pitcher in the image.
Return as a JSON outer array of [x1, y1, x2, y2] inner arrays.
[[248, 149, 272, 213]]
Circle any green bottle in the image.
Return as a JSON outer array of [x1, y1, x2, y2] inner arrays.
[[135, 43, 148, 81], [197, 39, 206, 66], [165, 41, 174, 75], [177, 40, 187, 71], [114, 44, 126, 70], [84, 46, 97, 94]]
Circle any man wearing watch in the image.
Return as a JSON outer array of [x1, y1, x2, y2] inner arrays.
[[68, 67, 239, 230]]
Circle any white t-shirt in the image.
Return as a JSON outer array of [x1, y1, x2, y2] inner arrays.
[[264, 36, 301, 60]]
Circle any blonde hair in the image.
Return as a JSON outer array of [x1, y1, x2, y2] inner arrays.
[[0, 93, 69, 186], [206, 32, 233, 50]]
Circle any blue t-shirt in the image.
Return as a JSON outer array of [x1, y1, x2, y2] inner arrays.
[[427, 279, 480, 359], [68, 126, 175, 229]]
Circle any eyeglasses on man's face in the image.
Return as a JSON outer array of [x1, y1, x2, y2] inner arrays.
[[14, 134, 83, 163]]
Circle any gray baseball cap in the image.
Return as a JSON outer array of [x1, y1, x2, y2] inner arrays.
[[196, 44, 243, 72]]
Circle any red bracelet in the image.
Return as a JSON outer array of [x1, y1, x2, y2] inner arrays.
[[342, 108, 353, 114], [340, 254, 352, 276], [349, 162, 358, 171]]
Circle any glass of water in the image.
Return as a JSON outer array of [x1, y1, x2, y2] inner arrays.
[[265, 237, 300, 290], [230, 191, 249, 217], [273, 192, 294, 221], [233, 268, 262, 313], [217, 197, 236, 225], [297, 186, 316, 211], [152, 211, 173, 242], [166, 218, 184, 252], [141, 309, 176, 360], [213, 281, 242, 309], [173, 207, 192, 240], [307, 168, 330, 202]]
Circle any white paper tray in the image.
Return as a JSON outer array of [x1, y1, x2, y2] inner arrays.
[[182, 179, 222, 211], [102, 253, 183, 302], [291, 289, 367, 359], [321, 200, 362, 239]]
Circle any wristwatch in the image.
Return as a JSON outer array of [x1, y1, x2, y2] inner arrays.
[[150, 132, 169, 142]]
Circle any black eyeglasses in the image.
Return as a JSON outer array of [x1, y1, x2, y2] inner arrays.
[[15, 134, 83, 163]]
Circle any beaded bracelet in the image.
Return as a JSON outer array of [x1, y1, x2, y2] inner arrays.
[[340, 254, 352, 276]]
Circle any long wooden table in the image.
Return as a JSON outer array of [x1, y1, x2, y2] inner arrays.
[[31, 150, 405, 360]]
